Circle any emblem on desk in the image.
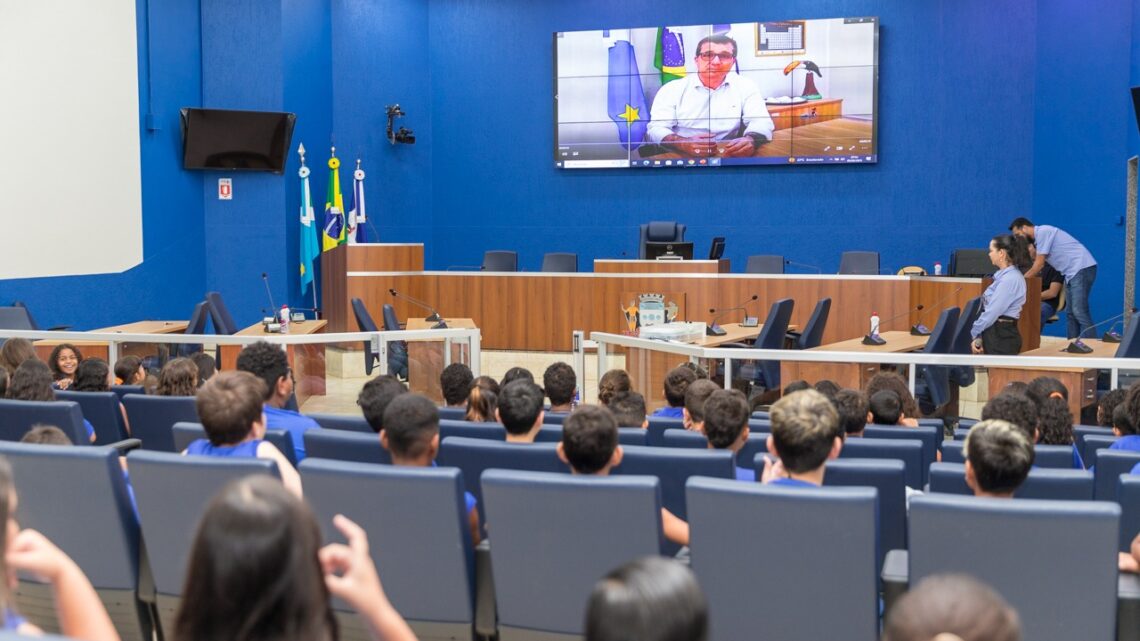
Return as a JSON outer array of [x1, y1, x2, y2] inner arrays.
[[622, 294, 680, 334]]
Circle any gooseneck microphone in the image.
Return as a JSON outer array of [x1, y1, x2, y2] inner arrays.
[[389, 288, 447, 329], [1063, 309, 1137, 353], [862, 304, 929, 346], [911, 286, 964, 336], [784, 259, 822, 274], [261, 273, 278, 316], [707, 295, 760, 336]]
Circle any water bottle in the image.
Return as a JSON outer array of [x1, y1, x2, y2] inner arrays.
[[933, 261, 942, 276], [279, 305, 290, 333], [869, 311, 880, 336]]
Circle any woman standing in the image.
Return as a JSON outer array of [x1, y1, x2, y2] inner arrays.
[[971, 234, 1030, 355]]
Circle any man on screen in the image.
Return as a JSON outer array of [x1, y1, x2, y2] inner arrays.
[[646, 34, 775, 158]]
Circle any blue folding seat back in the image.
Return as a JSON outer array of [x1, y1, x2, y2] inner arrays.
[[306, 412, 373, 433], [56, 390, 129, 444], [1118, 475, 1140, 552], [1034, 443, 1080, 469], [908, 494, 1120, 641], [687, 478, 878, 641], [111, 385, 145, 401], [1075, 424, 1114, 452], [541, 411, 568, 425], [929, 462, 1094, 501], [0, 399, 88, 445], [613, 445, 734, 520], [300, 460, 475, 640], [660, 429, 706, 449], [437, 436, 564, 509], [438, 406, 468, 421], [1083, 435, 1119, 469], [646, 416, 685, 445], [439, 419, 506, 441], [534, 425, 647, 446], [863, 425, 940, 470], [172, 422, 297, 466], [748, 417, 771, 431], [481, 469, 663, 640], [839, 438, 924, 489], [303, 428, 391, 465], [952, 427, 969, 441], [1094, 449, 1140, 500], [121, 394, 197, 452], [126, 450, 279, 634], [0, 442, 149, 641], [942, 439, 965, 463], [927, 462, 971, 495], [662, 430, 771, 468], [821, 458, 906, 570]]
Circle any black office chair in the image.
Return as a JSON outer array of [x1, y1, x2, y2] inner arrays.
[[11, 301, 69, 331], [175, 300, 209, 357], [638, 221, 686, 259], [541, 252, 578, 272], [838, 251, 880, 275], [381, 303, 409, 379], [744, 255, 785, 274], [205, 291, 239, 335], [482, 251, 518, 272], [788, 297, 831, 350]]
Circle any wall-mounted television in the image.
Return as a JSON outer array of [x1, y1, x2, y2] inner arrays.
[[180, 108, 296, 173], [554, 17, 878, 169]]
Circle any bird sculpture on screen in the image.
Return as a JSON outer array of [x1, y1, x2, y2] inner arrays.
[[783, 60, 823, 99]]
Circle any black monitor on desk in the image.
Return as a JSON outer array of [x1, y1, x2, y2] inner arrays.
[[949, 249, 996, 277], [645, 241, 694, 261]]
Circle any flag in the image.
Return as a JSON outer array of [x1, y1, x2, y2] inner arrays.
[[653, 27, 686, 84], [347, 160, 367, 244], [297, 144, 320, 295], [607, 40, 649, 151], [322, 149, 346, 251]]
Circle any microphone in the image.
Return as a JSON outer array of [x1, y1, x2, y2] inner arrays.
[[261, 273, 282, 332], [389, 288, 447, 329], [706, 295, 760, 336], [1064, 309, 1137, 353], [911, 286, 965, 336], [261, 273, 278, 315], [784, 259, 822, 273], [862, 304, 931, 346]]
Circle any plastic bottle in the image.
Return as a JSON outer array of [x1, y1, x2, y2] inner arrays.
[[869, 311, 880, 336], [933, 261, 942, 276], [280, 305, 290, 333]]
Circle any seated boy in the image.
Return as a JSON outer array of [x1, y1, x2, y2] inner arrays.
[[834, 389, 869, 438], [543, 362, 577, 413], [1108, 402, 1140, 451], [980, 391, 1038, 442], [497, 380, 545, 443], [235, 341, 320, 461], [184, 371, 302, 497], [782, 380, 811, 396], [963, 419, 1034, 498], [762, 389, 842, 487], [868, 389, 904, 426], [556, 405, 689, 546], [682, 379, 719, 432], [1099, 388, 1127, 428], [608, 391, 648, 429], [358, 375, 409, 433], [380, 393, 481, 545], [440, 363, 474, 408], [651, 366, 696, 418], [701, 389, 753, 481]]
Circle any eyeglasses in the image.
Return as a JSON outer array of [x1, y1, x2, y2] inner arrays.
[[697, 51, 735, 61]]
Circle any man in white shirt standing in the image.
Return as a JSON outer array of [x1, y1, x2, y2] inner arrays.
[[1010, 217, 1098, 339], [646, 34, 775, 158]]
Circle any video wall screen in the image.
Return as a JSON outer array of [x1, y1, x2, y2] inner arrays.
[[554, 17, 878, 169]]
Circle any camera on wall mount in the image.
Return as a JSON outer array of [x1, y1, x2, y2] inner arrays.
[[385, 104, 416, 145]]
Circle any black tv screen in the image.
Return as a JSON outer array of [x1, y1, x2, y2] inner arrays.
[[554, 17, 878, 169], [181, 108, 296, 173], [645, 241, 694, 260]]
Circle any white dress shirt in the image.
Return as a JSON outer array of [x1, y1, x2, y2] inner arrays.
[[646, 73, 775, 144]]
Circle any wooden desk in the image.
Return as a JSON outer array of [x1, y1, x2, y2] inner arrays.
[[406, 318, 477, 404], [594, 260, 730, 274], [766, 98, 844, 131], [218, 320, 328, 407], [780, 331, 930, 391], [34, 320, 190, 362], [987, 339, 1119, 420]]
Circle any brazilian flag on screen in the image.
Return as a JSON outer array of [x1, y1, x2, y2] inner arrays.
[[322, 151, 346, 251], [654, 27, 686, 84], [607, 40, 648, 151]]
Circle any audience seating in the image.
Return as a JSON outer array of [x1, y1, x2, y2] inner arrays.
[[838, 251, 880, 275], [127, 450, 280, 635], [612, 445, 733, 521], [306, 412, 373, 433], [110, 385, 145, 401], [821, 458, 906, 570], [304, 428, 391, 465], [541, 411, 568, 425], [481, 251, 518, 272], [0, 442, 152, 641], [744, 254, 784, 274], [646, 416, 685, 445], [638, 221, 686, 259], [481, 469, 664, 640], [170, 422, 297, 465], [1119, 475, 1140, 553], [440, 419, 506, 441], [659, 430, 771, 466], [56, 390, 129, 444], [300, 459, 476, 641], [942, 440, 1078, 470], [540, 252, 578, 272], [534, 425, 647, 446], [839, 438, 924, 489], [928, 462, 1094, 500], [438, 406, 468, 421], [863, 424, 941, 472], [687, 477, 879, 641], [436, 437, 565, 511], [120, 394, 198, 452], [0, 399, 88, 445], [1094, 449, 1140, 500], [891, 494, 1120, 641], [1084, 435, 1120, 469]]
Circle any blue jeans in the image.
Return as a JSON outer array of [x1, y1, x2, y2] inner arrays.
[[1065, 264, 1097, 339]]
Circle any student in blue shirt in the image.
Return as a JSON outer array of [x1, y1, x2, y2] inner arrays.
[[970, 234, 1030, 356], [236, 341, 320, 461], [963, 419, 1034, 498], [652, 366, 696, 418], [1011, 217, 1098, 339], [761, 389, 842, 487], [1109, 402, 1140, 451], [701, 389, 753, 481]]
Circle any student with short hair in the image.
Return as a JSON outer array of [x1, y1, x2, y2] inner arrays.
[[499, 366, 534, 388], [702, 389, 753, 480], [1109, 400, 1140, 451], [1099, 388, 1128, 427], [112, 355, 145, 387], [585, 556, 708, 641], [782, 380, 811, 396], [440, 363, 474, 408], [682, 379, 719, 433], [865, 372, 921, 426], [813, 379, 840, 402], [543, 362, 577, 413], [677, 360, 709, 380], [652, 366, 696, 418], [598, 370, 631, 406], [762, 389, 842, 487], [381, 393, 481, 544], [189, 352, 217, 385], [357, 375, 408, 433], [608, 390, 648, 429], [7, 360, 95, 442], [981, 391, 1039, 442], [465, 376, 499, 422], [236, 341, 320, 461], [557, 405, 689, 546], [868, 389, 904, 426], [882, 573, 1021, 641], [497, 380, 545, 442], [185, 371, 302, 497], [963, 419, 1034, 498], [834, 389, 869, 438]]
